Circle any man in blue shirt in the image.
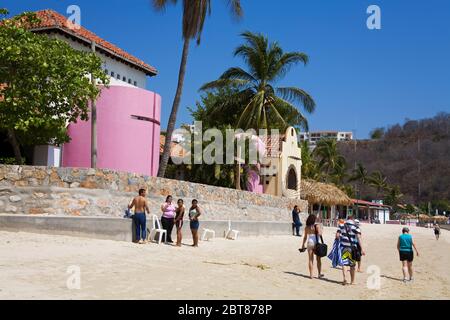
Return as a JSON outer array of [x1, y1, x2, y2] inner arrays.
[[397, 227, 420, 283], [292, 205, 303, 236]]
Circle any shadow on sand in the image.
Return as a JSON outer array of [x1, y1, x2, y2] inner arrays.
[[381, 275, 404, 282], [284, 271, 343, 285]]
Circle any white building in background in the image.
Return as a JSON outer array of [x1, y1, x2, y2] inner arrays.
[[299, 131, 353, 149]]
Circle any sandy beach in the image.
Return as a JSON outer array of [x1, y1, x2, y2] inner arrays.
[[0, 223, 449, 300]]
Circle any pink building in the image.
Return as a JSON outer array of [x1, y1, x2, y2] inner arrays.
[[30, 10, 161, 176]]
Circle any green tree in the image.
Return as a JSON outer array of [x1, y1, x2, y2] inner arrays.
[[348, 163, 369, 185], [153, 0, 243, 178], [370, 127, 385, 140], [384, 185, 404, 210], [313, 139, 346, 183], [200, 31, 315, 131], [368, 171, 388, 199], [0, 10, 109, 164], [190, 84, 310, 133], [300, 140, 322, 180]]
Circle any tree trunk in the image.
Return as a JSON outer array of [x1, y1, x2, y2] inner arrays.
[[7, 129, 22, 164], [90, 41, 97, 168], [158, 39, 191, 178], [234, 162, 241, 190]]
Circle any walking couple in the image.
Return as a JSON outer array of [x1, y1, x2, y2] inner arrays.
[[300, 214, 366, 285]]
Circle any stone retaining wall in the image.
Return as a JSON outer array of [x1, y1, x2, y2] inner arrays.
[[0, 165, 308, 222]]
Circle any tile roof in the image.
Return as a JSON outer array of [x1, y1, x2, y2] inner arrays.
[[26, 9, 157, 76], [352, 199, 391, 208], [259, 134, 285, 157]]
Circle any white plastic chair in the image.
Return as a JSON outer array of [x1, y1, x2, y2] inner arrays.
[[147, 214, 167, 244], [201, 228, 215, 241], [225, 220, 239, 240]]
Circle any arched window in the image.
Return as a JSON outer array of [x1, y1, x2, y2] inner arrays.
[[111, 71, 115, 77], [128, 79, 132, 84], [117, 74, 121, 80], [287, 167, 297, 190], [134, 81, 138, 86], [123, 76, 127, 82], [291, 128, 295, 136]]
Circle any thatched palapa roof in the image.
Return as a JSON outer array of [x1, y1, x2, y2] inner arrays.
[[301, 179, 352, 206]]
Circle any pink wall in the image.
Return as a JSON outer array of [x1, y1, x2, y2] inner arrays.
[[247, 169, 263, 194], [62, 85, 161, 176]]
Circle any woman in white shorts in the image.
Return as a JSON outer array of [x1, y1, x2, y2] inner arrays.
[[301, 214, 324, 279]]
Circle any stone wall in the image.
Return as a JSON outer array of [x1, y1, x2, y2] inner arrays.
[[0, 165, 308, 222]]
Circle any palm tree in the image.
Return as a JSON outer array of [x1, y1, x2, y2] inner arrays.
[[384, 185, 403, 210], [313, 139, 346, 183], [348, 163, 369, 184], [200, 31, 315, 131], [347, 162, 368, 200], [201, 31, 315, 189], [368, 171, 388, 199], [153, 0, 243, 178], [301, 140, 322, 180]]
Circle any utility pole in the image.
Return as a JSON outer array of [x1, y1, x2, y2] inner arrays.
[[90, 41, 97, 168], [353, 128, 359, 219], [417, 133, 421, 204]]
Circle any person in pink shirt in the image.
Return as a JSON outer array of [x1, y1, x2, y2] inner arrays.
[[160, 195, 176, 243]]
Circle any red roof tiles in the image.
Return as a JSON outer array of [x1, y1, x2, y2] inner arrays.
[[28, 9, 157, 76]]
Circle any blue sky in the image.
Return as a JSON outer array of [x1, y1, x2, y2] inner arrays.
[[4, 0, 450, 138]]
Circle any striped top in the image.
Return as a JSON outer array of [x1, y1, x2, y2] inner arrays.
[[337, 220, 361, 248]]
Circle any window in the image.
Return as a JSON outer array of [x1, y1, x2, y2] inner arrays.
[[117, 74, 121, 80], [123, 76, 126, 82], [134, 81, 138, 86], [128, 79, 132, 84], [104, 69, 109, 74], [291, 128, 295, 136], [111, 71, 115, 77]]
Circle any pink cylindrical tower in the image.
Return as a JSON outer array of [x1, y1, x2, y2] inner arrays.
[[62, 85, 161, 176]]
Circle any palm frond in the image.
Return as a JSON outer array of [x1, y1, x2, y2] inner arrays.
[[276, 87, 316, 113], [152, 0, 178, 11], [220, 67, 257, 84]]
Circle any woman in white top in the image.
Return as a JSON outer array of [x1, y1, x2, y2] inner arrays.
[[301, 214, 324, 279]]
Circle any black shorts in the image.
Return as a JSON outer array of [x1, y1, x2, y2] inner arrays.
[[399, 251, 414, 262], [354, 244, 362, 262]]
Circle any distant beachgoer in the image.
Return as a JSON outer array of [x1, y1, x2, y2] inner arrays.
[[354, 219, 363, 273], [175, 199, 185, 247], [161, 195, 176, 243], [189, 199, 202, 247], [336, 215, 365, 285], [433, 224, 441, 240], [300, 214, 324, 279], [397, 227, 419, 283], [292, 205, 303, 237], [128, 188, 150, 244]]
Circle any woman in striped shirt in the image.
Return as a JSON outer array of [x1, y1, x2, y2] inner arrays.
[[335, 215, 365, 285]]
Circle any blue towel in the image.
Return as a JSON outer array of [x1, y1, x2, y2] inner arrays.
[[124, 209, 133, 219], [327, 239, 344, 268]]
